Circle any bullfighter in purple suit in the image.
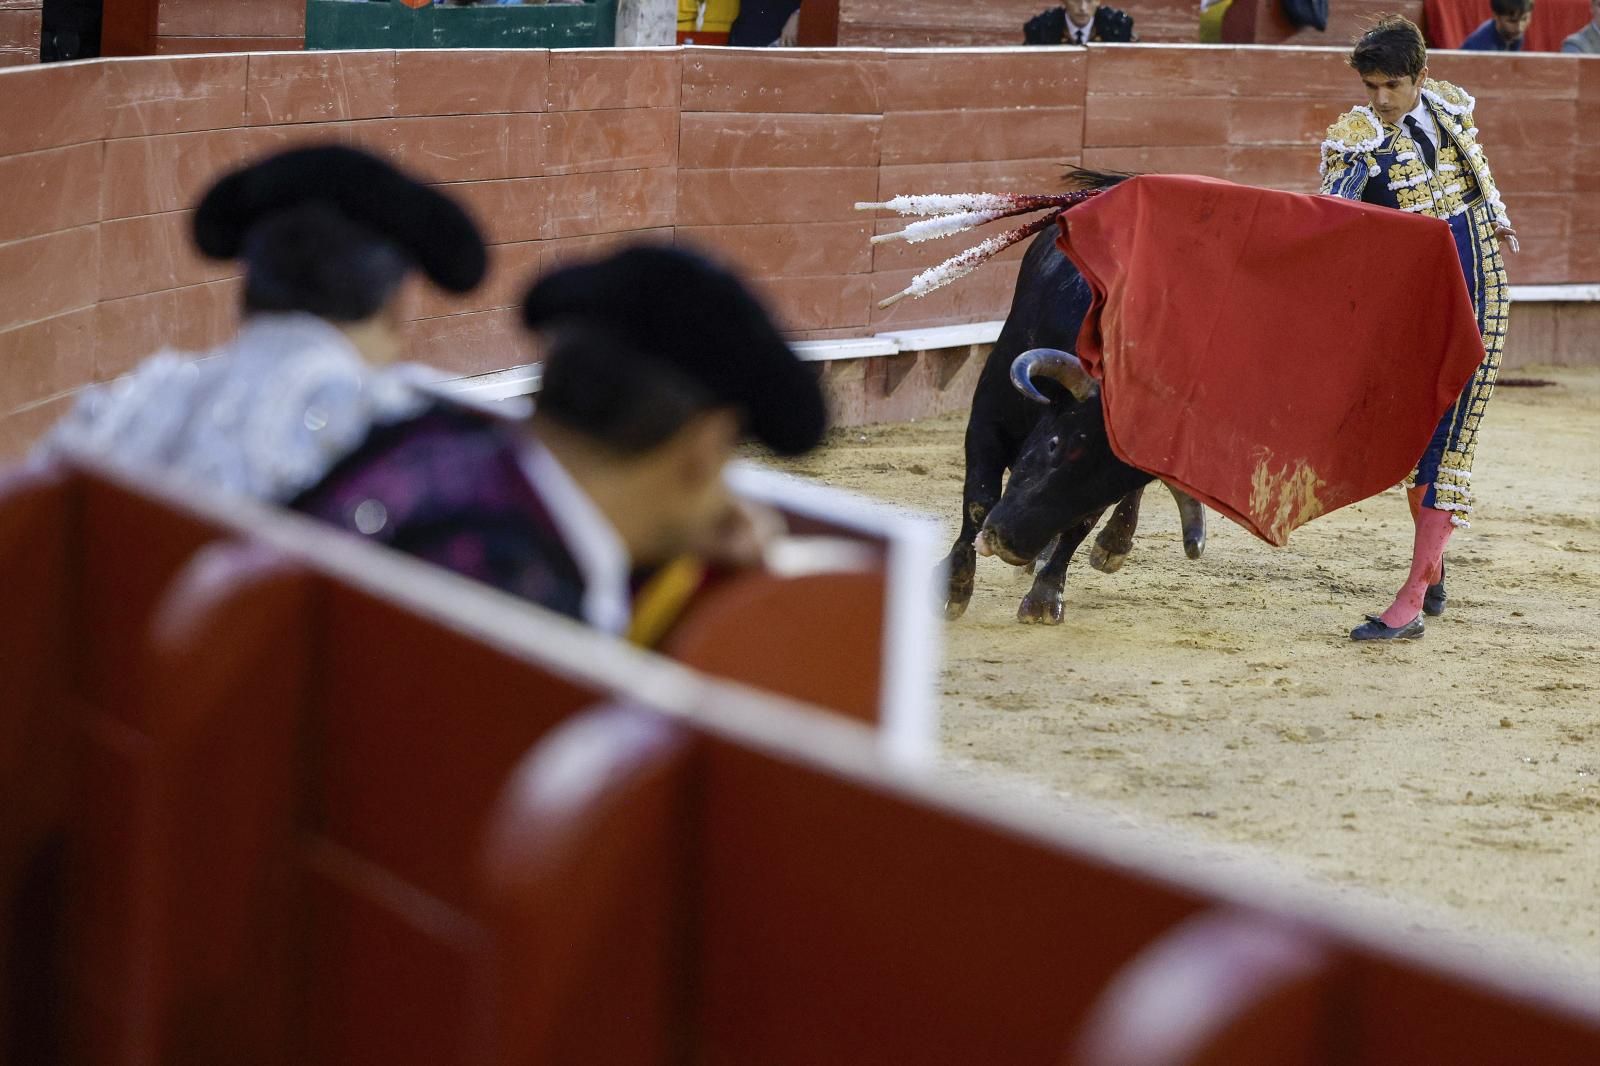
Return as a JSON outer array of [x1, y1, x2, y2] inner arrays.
[[293, 245, 828, 640]]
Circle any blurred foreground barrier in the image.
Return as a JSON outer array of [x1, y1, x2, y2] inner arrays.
[[2, 456, 1599, 1063], [0, 452, 931, 1061]]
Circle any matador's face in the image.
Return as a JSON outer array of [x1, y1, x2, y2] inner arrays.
[[1360, 68, 1427, 127]]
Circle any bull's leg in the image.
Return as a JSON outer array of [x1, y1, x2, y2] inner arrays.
[[1165, 481, 1207, 559], [1018, 509, 1105, 625], [1024, 535, 1060, 576], [943, 426, 1010, 620], [1090, 487, 1144, 573]]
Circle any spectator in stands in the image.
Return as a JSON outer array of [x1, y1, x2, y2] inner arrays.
[[1460, 0, 1534, 49], [679, 0, 740, 42], [729, 0, 801, 44], [37, 146, 487, 504], [1561, 0, 1599, 50], [1198, 0, 1233, 43], [293, 246, 828, 641], [617, 0, 679, 43], [1024, 0, 1135, 44]]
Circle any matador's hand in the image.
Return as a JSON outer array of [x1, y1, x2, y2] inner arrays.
[[698, 498, 787, 569], [1493, 222, 1519, 254]]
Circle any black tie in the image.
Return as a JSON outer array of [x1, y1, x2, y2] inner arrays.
[[1405, 115, 1437, 171]]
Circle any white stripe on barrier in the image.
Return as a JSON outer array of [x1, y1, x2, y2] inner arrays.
[[726, 462, 944, 766], [1508, 284, 1600, 302], [873, 321, 1005, 351], [792, 337, 901, 362], [442, 286, 1596, 401]]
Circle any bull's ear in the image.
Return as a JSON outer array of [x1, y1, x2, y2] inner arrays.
[[1010, 348, 1096, 404]]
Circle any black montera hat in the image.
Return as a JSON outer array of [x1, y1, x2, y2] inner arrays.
[[193, 145, 487, 293], [521, 245, 827, 456]]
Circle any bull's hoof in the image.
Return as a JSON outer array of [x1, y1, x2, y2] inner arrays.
[[1017, 590, 1065, 625], [941, 549, 974, 621], [944, 576, 974, 620], [1089, 541, 1129, 574], [1184, 535, 1206, 561]]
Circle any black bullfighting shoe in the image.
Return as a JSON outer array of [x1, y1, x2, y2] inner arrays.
[[1350, 614, 1425, 641], [1424, 563, 1447, 617]]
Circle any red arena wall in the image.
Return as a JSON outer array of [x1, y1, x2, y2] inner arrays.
[[1, 44, 1596, 457], [0, 1, 42, 67], [152, 0, 304, 55]]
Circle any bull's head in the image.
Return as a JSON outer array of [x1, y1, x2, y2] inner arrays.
[[975, 348, 1150, 565]]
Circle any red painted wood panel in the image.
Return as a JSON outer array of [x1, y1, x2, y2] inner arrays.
[[101, 0, 158, 56], [0, 44, 1592, 460], [0, 5, 40, 67]]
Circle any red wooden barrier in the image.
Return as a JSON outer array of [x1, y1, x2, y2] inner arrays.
[[0, 1, 40, 67], [477, 705, 693, 1064], [6, 458, 1600, 1063], [1069, 910, 1334, 1066], [0, 466, 73, 1063], [2, 45, 1595, 458]]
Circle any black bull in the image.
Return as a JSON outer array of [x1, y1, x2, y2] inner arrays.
[[942, 226, 1207, 624]]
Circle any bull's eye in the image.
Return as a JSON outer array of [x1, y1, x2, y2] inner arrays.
[[1047, 435, 1060, 454]]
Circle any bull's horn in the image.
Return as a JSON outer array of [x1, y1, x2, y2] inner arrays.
[[1009, 348, 1096, 405]]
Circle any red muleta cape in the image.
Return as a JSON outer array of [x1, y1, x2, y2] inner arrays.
[[1055, 174, 1486, 546]]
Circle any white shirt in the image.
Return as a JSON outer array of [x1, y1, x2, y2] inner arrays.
[[518, 438, 632, 636], [1065, 16, 1092, 42], [1402, 98, 1440, 153]]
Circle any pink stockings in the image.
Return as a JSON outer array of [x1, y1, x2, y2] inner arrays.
[[1378, 484, 1453, 627]]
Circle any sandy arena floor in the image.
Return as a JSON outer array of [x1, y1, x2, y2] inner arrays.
[[768, 366, 1600, 981]]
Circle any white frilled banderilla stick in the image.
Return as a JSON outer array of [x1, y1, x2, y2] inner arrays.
[[854, 189, 1107, 309]]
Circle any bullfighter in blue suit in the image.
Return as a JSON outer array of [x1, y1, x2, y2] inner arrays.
[[1319, 16, 1517, 641]]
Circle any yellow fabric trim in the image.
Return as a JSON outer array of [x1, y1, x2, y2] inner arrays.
[[1198, 0, 1231, 43], [1423, 78, 1474, 115], [1324, 108, 1383, 154], [627, 556, 706, 648], [677, 0, 739, 33]]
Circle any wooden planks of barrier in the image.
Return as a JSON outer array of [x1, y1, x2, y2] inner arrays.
[[0, 465, 237, 1062], [0, 451, 931, 1061], [5, 456, 1600, 1062]]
